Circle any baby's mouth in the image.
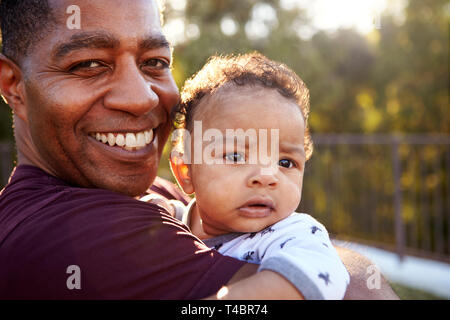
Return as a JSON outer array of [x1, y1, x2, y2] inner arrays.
[[240, 198, 275, 209], [238, 197, 275, 218], [89, 128, 155, 151]]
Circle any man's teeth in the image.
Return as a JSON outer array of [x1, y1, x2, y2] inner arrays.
[[92, 129, 154, 150]]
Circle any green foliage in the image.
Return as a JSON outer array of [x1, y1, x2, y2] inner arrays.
[[0, 0, 446, 140], [0, 0, 447, 256], [160, 0, 449, 257], [0, 100, 13, 142], [164, 0, 448, 134], [390, 282, 447, 300]]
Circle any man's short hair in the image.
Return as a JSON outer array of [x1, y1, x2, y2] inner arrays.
[[0, 0, 56, 65], [0, 0, 165, 66]]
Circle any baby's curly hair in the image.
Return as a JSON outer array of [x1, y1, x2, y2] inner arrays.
[[175, 52, 313, 160]]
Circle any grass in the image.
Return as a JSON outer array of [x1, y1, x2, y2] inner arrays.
[[390, 282, 447, 300]]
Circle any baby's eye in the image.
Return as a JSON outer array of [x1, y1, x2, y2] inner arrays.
[[278, 159, 296, 168], [224, 152, 245, 163]]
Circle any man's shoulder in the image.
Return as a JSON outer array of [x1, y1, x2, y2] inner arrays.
[[0, 165, 184, 218], [0, 168, 244, 299], [0, 166, 185, 247]]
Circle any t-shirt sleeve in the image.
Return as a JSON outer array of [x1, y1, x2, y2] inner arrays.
[[257, 214, 350, 300], [0, 189, 245, 299]]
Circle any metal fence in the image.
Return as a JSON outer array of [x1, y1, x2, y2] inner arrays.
[[0, 142, 13, 187], [299, 134, 450, 262], [1, 134, 449, 262]]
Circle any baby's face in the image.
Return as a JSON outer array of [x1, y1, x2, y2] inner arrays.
[[186, 86, 306, 235]]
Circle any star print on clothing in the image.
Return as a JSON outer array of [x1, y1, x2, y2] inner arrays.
[[280, 237, 296, 249], [245, 232, 258, 240], [243, 251, 255, 261], [261, 226, 275, 236], [318, 273, 331, 286], [311, 225, 322, 234]]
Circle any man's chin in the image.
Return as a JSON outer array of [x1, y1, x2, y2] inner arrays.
[[105, 180, 154, 197], [89, 171, 157, 198]]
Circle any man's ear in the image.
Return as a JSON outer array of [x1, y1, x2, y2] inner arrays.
[[0, 54, 27, 122], [170, 153, 195, 195]]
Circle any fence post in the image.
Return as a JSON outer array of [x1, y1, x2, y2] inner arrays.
[[392, 138, 405, 261], [0, 142, 13, 187]]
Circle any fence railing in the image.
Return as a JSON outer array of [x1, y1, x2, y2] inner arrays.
[[298, 134, 450, 262], [0, 142, 13, 187], [1, 134, 449, 261]]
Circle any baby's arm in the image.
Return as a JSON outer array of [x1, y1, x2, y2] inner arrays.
[[242, 214, 350, 299], [146, 196, 345, 299], [140, 197, 305, 299]]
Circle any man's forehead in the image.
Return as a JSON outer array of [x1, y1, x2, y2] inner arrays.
[[44, 0, 166, 55], [52, 31, 170, 60], [48, 0, 161, 32]]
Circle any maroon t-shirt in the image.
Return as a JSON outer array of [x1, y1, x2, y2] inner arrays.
[[0, 165, 245, 299]]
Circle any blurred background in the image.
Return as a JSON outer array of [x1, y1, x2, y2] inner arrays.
[[0, 0, 448, 298]]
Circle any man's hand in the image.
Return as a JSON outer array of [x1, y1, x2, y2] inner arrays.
[[205, 264, 305, 300], [206, 246, 400, 300], [336, 246, 399, 300]]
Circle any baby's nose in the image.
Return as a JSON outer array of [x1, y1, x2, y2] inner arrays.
[[247, 172, 279, 188]]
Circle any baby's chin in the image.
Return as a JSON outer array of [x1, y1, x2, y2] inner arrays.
[[232, 209, 295, 233], [230, 219, 278, 234]]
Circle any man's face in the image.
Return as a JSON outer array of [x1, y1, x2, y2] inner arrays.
[[19, 0, 179, 196]]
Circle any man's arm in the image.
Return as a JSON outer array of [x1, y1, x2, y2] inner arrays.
[[336, 246, 399, 300], [147, 181, 398, 300], [206, 263, 304, 300], [207, 246, 399, 300]]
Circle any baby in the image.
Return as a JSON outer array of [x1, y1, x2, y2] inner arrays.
[[168, 52, 349, 300]]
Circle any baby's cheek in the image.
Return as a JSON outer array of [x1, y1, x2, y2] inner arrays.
[[285, 182, 303, 212], [195, 172, 231, 203]]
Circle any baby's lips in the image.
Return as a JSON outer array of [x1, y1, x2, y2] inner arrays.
[[239, 196, 275, 210]]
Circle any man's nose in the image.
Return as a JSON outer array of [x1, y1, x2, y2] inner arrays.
[[247, 170, 279, 189], [104, 58, 159, 116]]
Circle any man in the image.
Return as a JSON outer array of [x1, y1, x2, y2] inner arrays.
[[0, 0, 398, 299]]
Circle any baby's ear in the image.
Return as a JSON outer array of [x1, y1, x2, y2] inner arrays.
[[169, 153, 194, 195]]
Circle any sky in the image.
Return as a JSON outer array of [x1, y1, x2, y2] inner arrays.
[[282, 0, 389, 34], [163, 0, 407, 44]]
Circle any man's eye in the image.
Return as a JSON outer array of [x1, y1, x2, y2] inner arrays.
[[279, 159, 296, 168], [224, 152, 245, 163], [142, 58, 169, 69], [70, 60, 102, 71]]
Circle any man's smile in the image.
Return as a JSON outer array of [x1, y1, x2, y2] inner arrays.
[[87, 125, 162, 162], [90, 128, 155, 151]]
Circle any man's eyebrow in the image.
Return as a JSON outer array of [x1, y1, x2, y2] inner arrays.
[[53, 32, 171, 59], [53, 32, 120, 59], [139, 34, 171, 51]]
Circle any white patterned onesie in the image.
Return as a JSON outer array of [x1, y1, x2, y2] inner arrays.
[[173, 199, 350, 300]]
